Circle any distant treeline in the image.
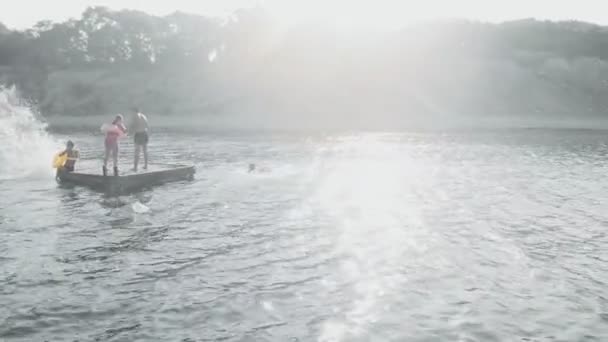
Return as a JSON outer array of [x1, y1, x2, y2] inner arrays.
[[2, 7, 608, 69], [1, 7, 608, 126]]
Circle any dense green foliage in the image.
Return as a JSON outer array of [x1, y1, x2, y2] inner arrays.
[[2, 9, 608, 69], [2, 7, 608, 126]]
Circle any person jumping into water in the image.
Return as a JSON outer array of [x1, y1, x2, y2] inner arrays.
[[103, 114, 127, 176], [130, 107, 149, 171]]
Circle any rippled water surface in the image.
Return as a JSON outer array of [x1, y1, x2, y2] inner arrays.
[[1, 130, 608, 341]]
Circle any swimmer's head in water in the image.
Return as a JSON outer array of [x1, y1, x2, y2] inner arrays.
[[248, 163, 256, 172]]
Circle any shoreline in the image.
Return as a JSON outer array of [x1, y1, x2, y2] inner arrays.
[[43, 114, 608, 133]]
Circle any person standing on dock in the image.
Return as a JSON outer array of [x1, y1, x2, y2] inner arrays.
[[131, 107, 149, 171], [102, 114, 127, 176]]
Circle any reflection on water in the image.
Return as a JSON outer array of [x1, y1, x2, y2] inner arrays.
[[1, 131, 608, 341]]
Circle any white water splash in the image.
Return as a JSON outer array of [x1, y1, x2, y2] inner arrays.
[[132, 201, 150, 213], [0, 86, 58, 180], [208, 48, 218, 62]]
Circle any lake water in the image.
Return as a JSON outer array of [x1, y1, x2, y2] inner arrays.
[[0, 84, 607, 342], [1, 123, 607, 341]]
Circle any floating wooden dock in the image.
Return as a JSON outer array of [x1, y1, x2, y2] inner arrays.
[[57, 163, 195, 194]]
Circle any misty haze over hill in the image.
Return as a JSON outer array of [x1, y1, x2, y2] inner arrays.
[[2, 6, 608, 129]]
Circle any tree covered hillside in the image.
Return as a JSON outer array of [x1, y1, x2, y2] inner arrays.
[[2, 7, 608, 128]]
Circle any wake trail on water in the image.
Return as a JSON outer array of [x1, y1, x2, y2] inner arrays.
[[0, 86, 59, 180]]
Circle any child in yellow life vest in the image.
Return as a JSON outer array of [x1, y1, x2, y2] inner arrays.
[[56, 140, 79, 172]]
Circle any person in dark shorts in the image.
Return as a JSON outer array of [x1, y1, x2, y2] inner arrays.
[[134, 131, 149, 145], [130, 107, 149, 171]]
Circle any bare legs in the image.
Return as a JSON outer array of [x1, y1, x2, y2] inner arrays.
[[143, 144, 148, 170], [112, 146, 118, 169], [133, 144, 148, 171], [134, 145, 140, 171], [104, 145, 118, 168], [104, 148, 109, 168], [104, 144, 119, 175]]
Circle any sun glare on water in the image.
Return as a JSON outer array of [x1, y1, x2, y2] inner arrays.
[[310, 135, 434, 340]]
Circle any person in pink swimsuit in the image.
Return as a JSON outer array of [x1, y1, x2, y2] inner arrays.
[[103, 114, 127, 176]]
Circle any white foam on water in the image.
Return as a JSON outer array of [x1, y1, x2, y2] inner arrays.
[[0, 86, 59, 180], [132, 201, 150, 213]]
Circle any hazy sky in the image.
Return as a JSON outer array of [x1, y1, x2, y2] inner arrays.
[[1, 0, 607, 29]]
